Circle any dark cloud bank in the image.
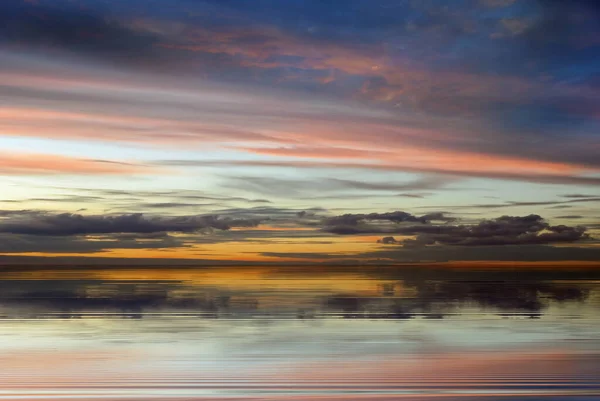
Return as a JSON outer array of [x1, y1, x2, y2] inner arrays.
[[0, 208, 596, 263], [0, 211, 262, 254], [323, 212, 589, 247], [0, 211, 261, 236]]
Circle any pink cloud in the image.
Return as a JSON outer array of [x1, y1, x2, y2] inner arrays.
[[1, 57, 598, 186], [0, 152, 155, 175], [237, 145, 589, 177]]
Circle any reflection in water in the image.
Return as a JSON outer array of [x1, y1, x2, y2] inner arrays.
[[0, 266, 594, 319], [0, 265, 599, 400]]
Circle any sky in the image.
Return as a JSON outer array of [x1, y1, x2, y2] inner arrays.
[[0, 0, 599, 264]]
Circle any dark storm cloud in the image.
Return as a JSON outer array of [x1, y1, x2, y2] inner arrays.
[[376, 214, 590, 248], [321, 209, 590, 248], [322, 210, 455, 233], [0, 211, 262, 236]]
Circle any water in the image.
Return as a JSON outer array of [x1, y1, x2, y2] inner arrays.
[[0, 265, 599, 400]]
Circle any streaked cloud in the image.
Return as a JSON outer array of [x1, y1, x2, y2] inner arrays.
[[0, 152, 153, 175]]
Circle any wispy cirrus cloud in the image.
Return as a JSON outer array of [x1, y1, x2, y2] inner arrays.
[[415, 197, 600, 210], [220, 175, 459, 198], [157, 159, 600, 187], [0, 0, 598, 189], [0, 152, 154, 176]]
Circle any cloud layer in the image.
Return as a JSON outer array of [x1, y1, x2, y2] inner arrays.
[[0, 152, 152, 175], [0, 0, 598, 185], [0, 211, 261, 236], [0, 206, 595, 263]]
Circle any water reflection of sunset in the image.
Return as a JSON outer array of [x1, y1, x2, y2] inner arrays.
[[0, 266, 599, 399]]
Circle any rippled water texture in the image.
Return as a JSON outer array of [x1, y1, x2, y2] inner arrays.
[[0, 265, 599, 400]]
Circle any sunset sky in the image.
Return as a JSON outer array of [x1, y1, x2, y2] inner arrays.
[[0, 0, 599, 264]]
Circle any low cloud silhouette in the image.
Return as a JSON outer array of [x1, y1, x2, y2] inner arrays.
[[0, 207, 593, 262], [375, 214, 589, 248], [0, 211, 261, 236], [0, 232, 186, 254], [323, 211, 454, 231], [377, 236, 398, 244]]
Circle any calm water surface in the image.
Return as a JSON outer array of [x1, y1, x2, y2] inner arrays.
[[0, 265, 599, 400]]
